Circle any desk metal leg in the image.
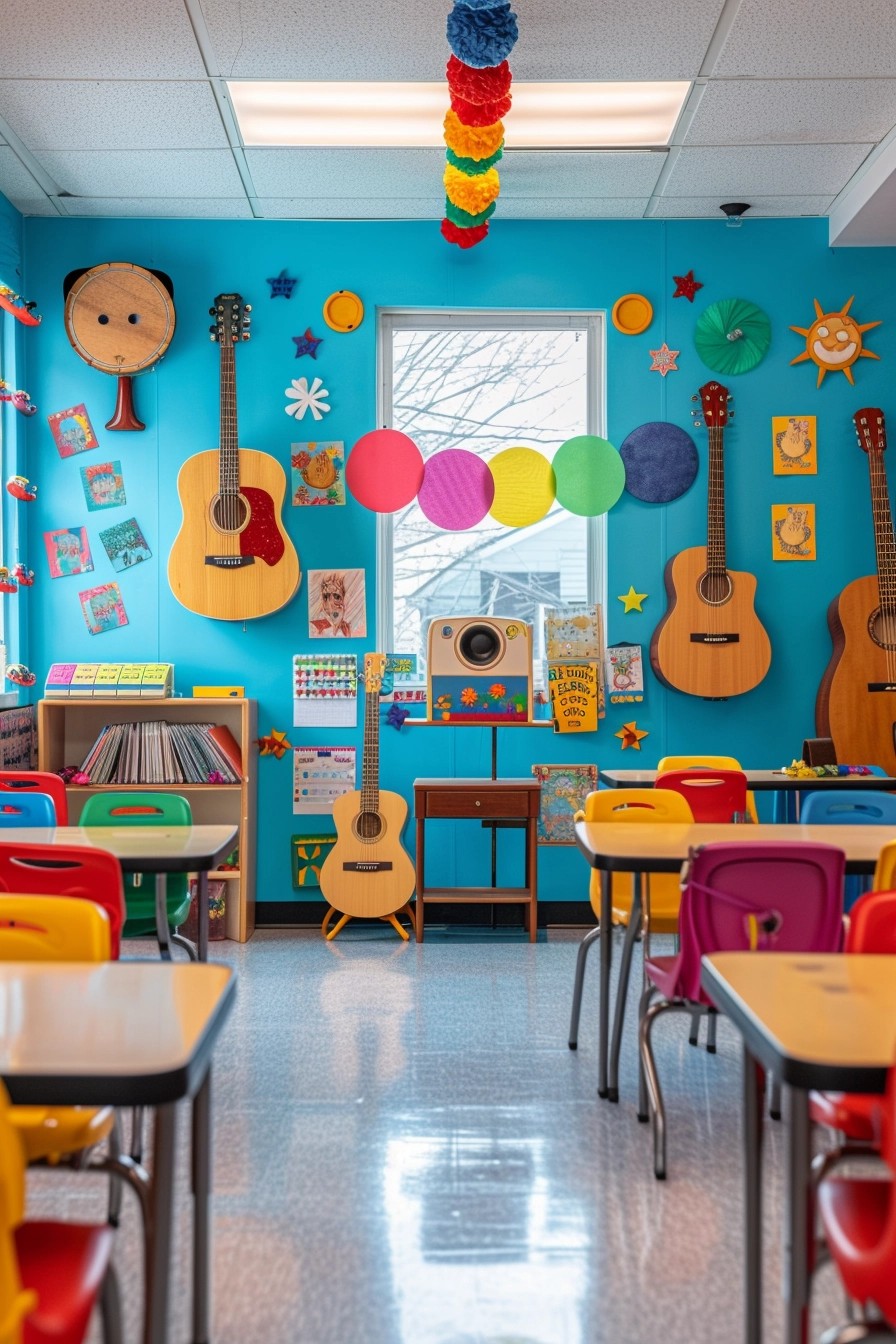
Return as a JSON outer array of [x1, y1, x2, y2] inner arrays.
[[598, 869, 613, 1099], [192, 1070, 212, 1344], [197, 871, 209, 963], [146, 1103, 176, 1344], [415, 816, 425, 942], [743, 1044, 763, 1344], [154, 875, 171, 960], [784, 1086, 811, 1344]]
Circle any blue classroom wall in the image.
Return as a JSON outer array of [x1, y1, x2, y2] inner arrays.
[[13, 213, 896, 906]]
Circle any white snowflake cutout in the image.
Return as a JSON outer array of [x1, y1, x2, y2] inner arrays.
[[284, 376, 330, 422]]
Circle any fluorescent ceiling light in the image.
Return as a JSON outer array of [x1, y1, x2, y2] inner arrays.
[[227, 81, 691, 149]]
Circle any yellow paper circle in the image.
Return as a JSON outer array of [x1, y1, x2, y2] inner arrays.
[[488, 447, 555, 527]]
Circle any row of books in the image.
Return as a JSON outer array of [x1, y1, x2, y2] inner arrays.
[[79, 721, 242, 785], [45, 663, 174, 697]]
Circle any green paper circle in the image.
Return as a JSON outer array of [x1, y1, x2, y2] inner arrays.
[[694, 297, 771, 376], [552, 435, 626, 516], [444, 197, 497, 228], [446, 145, 504, 176]]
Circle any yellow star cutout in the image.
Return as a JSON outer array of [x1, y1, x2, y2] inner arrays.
[[618, 586, 647, 613], [257, 728, 292, 759], [615, 721, 649, 751]]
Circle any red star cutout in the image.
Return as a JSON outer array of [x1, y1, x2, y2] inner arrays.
[[672, 270, 703, 302]]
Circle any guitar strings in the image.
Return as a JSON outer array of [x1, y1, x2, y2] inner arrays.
[[869, 448, 896, 679]]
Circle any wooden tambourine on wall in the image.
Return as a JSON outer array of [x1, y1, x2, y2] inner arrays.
[[63, 261, 175, 431]]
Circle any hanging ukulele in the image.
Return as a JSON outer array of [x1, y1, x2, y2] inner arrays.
[[168, 292, 300, 621], [816, 407, 896, 773], [650, 379, 771, 699]]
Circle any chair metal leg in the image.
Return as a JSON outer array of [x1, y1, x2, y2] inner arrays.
[[769, 1070, 782, 1120], [170, 930, 198, 961], [608, 878, 642, 1100], [154, 875, 172, 961], [567, 924, 601, 1050], [706, 1009, 718, 1054], [106, 1113, 124, 1227], [637, 983, 659, 1123], [100, 1261, 123, 1344], [819, 1323, 896, 1343], [639, 998, 671, 1179], [689, 1010, 701, 1046]]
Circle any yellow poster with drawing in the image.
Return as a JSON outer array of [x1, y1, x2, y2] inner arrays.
[[548, 662, 599, 733], [772, 503, 816, 560], [772, 416, 817, 474]]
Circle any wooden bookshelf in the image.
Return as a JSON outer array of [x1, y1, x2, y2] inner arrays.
[[37, 697, 257, 941]]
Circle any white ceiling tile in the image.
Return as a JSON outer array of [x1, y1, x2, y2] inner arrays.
[[649, 194, 834, 218], [245, 148, 444, 197], [662, 143, 872, 197], [256, 198, 439, 219], [502, 152, 665, 198], [713, 0, 896, 78], [59, 197, 255, 219], [0, 147, 56, 215], [500, 197, 650, 219], [685, 79, 896, 146], [3, 0, 207, 78], [33, 150, 247, 200], [0, 81, 228, 152]]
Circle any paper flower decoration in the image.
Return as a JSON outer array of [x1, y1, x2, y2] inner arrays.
[[440, 219, 489, 248], [694, 297, 771, 376], [284, 377, 330, 422], [615, 721, 649, 751], [789, 296, 882, 387], [443, 109, 504, 161], [257, 729, 292, 759], [447, 3, 518, 67], [444, 163, 501, 214]]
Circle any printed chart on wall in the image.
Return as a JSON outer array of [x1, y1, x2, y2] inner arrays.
[[293, 654, 358, 727], [531, 763, 598, 843], [293, 745, 356, 814]]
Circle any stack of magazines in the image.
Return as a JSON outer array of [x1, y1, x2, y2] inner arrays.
[[79, 721, 241, 785]]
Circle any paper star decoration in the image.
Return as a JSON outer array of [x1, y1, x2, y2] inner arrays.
[[284, 377, 331, 422], [649, 343, 679, 377], [615, 721, 649, 751], [267, 268, 298, 299], [672, 270, 703, 302], [292, 327, 323, 359], [618, 586, 647, 613], [257, 729, 292, 759]]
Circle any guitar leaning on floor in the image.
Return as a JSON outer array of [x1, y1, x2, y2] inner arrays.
[[650, 378, 772, 699], [168, 292, 300, 621], [320, 654, 417, 941], [816, 407, 896, 774]]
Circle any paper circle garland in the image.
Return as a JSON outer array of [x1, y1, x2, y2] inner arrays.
[[345, 430, 425, 513], [552, 435, 626, 516], [443, 110, 504, 161], [488, 447, 555, 527], [418, 449, 495, 529], [447, 3, 519, 68], [619, 422, 699, 503]]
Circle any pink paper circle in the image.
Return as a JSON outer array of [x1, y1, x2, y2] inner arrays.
[[417, 449, 495, 530], [346, 429, 424, 512]]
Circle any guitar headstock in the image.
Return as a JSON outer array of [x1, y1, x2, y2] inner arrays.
[[364, 652, 387, 695], [209, 293, 251, 344], [694, 380, 731, 428], [853, 407, 887, 455]]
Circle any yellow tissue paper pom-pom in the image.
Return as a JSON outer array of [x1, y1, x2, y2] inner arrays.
[[443, 109, 504, 161], [444, 163, 500, 214]]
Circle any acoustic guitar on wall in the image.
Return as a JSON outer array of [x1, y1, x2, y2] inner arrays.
[[816, 407, 896, 774], [168, 292, 300, 621], [320, 654, 417, 941], [650, 379, 771, 699]]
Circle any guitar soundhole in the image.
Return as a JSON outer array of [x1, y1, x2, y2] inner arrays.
[[698, 571, 733, 606], [356, 811, 384, 842], [210, 492, 250, 534], [868, 607, 896, 651]]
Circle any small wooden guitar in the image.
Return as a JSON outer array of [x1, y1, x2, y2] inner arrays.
[[650, 379, 771, 698], [320, 654, 417, 940], [816, 407, 896, 774], [168, 293, 300, 621]]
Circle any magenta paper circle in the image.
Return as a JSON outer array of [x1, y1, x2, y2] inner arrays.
[[345, 429, 424, 512], [417, 449, 495, 529]]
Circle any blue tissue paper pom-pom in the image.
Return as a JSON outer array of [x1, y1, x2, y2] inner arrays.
[[452, 0, 507, 8], [447, 3, 518, 68]]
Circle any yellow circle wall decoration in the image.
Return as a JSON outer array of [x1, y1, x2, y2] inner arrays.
[[488, 447, 555, 527]]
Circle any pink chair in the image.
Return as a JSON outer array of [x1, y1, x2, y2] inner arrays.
[[639, 840, 846, 1179], [654, 768, 748, 823]]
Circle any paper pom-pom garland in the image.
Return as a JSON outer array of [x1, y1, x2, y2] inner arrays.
[[441, 2, 517, 248]]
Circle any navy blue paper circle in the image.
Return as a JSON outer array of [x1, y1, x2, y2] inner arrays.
[[619, 422, 699, 503]]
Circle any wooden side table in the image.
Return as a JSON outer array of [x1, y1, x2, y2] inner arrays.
[[413, 777, 540, 942]]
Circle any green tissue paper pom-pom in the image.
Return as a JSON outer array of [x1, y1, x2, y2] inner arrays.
[[445, 145, 504, 176], [444, 197, 497, 228]]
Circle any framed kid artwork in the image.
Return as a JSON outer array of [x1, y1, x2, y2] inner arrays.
[[307, 568, 366, 639], [78, 582, 129, 634], [43, 526, 93, 578], [530, 763, 598, 844], [46, 403, 99, 458], [291, 442, 346, 506], [772, 416, 817, 474], [80, 460, 126, 511], [772, 503, 816, 560]]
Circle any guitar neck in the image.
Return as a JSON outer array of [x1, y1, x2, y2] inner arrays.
[[706, 422, 727, 574], [869, 451, 896, 614], [360, 685, 380, 813], [219, 341, 240, 498]]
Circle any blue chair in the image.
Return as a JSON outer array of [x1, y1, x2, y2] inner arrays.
[[800, 789, 896, 910], [0, 792, 56, 828]]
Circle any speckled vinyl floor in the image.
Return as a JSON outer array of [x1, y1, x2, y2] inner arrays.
[[28, 926, 849, 1344]]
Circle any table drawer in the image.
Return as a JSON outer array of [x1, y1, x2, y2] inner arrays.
[[422, 789, 533, 818]]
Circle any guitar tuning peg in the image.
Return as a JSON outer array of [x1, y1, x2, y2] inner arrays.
[[244, 304, 252, 313], [693, 418, 703, 429], [209, 331, 216, 341], [691, 394, 699, 402], [728, 411, 735, 419]]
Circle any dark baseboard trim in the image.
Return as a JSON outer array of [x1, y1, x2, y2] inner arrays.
[[255, 901, 593, 929]]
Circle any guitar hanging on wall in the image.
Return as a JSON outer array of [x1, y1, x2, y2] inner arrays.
[[816, 407, 896, 774], [650, 379, 771, 699], [168, 292, 300, 621], [319, 653, 416, 941]]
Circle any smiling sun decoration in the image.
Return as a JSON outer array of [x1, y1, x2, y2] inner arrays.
[[790, 296, 882, 387]]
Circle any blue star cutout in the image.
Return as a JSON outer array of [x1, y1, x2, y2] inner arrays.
[[267, 268, 298, 299], [292, 327, 323, 359]]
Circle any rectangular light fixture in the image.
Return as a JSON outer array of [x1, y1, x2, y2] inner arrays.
[[227, 81, 691, 150]]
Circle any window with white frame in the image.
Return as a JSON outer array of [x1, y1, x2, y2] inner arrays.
[[376, 310, 606, 679]]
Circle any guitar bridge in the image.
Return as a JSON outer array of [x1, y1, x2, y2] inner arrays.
[[690, 633, 740, 644], [867, 682, 896, 692], [342, 861, 393, 873], [204, 555, 255, 568]]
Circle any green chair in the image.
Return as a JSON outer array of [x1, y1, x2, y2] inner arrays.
[[79, 792, 196, 961]]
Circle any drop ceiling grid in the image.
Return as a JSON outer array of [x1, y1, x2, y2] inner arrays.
[[58, 196, 255, 219], [0, 148, 55, 216], [33, 149, 248, 200], [712, 0, 896, 78], [682, 79, 896, 147], [662, 142, 874, 197], [649, 193, 835, 218], [0, 82, 231, 153], [1, 0, 207, 79]]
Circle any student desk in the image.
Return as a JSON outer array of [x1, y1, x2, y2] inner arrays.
[[0, 959, 236, 1344], [574, 820, 885, 1102], [0, 822, 239, 961], [701, 953, 895, 1344], [598, 767, 896, 820]]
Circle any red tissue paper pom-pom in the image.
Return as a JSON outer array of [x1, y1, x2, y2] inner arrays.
[[450, 90, 512, 127], [441, 218, 489, 248], [446, 55, 512, 103]]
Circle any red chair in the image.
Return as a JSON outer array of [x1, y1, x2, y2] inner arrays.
[[817, 1052, 896, 1339], [0, 843, 125, 960], [0, 772, 69, 825], [654, 767, 748, 823]]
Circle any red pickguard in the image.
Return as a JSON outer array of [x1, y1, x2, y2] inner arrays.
[[239, 486, 286, 566]]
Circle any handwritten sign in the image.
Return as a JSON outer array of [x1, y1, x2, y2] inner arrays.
[[548, 662, 599, 734]]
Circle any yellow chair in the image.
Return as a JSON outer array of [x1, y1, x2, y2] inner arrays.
[[657, 753, 758, 822], [569, 788, 695, 1100], [873, 838, 896, 890], [0, 1083, 37, 1344]]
